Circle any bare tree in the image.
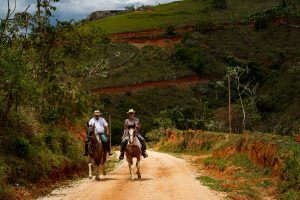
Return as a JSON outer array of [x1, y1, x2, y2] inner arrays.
[[227, 66, 259, 132]]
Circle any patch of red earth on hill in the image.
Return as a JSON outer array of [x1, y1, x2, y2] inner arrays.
[[114, 36, 182, 47], [92, 76, 208, 94], [112, 26, 194, 47], [112, 26, 193, 38], [62, 118, 86, 142]]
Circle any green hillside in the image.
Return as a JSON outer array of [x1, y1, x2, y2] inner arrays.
[[1, 0, 300, 198], [81, 0, 300, 138], [83, 0, 298, 34]]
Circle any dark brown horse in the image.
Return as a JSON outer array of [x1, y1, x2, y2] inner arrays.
[[87, 125, 107, 181], [125, 128, 142, 180]]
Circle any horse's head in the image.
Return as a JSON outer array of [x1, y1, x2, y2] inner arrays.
[[128, 128, 136, 144], [87, 124, 100, 143]]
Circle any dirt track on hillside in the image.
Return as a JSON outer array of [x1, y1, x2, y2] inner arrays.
[[92, 76, 208, 94], [40, 151, 223, 200]]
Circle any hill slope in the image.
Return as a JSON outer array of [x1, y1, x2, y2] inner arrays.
[[81, 0, 300, 137]]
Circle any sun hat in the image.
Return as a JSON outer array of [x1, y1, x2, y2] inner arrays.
[[127, 109, 135, 114], [94, 110, 101, 115]]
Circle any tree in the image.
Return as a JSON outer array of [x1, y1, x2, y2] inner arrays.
[[217, 66, 259, 132], [153, 110, 174, 134], [226, 66, 259, 132]]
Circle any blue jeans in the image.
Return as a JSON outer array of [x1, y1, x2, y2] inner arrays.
[[98, 133, 108, 144], [98, 133, 110, 152]]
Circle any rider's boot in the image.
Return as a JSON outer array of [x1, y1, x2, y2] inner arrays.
[[119, 152, 124, 160], [105, 143, 113, 156]]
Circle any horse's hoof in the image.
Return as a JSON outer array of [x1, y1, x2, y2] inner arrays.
[[95, 177, 100, 181], [89, 176, 92, 180], [103, 171, 106, 176], [138, 174, 141, 179]]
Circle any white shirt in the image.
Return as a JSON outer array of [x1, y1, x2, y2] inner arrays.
[[89, 117, 108, 134]]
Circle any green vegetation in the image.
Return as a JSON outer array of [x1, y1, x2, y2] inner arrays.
[[203, 157, 227, 171], [0, 1, 114, 198], [155, 129, 300, 198], [82, 0, 296, 34], [197, 175, 231, 192], [1, 0, 300, 198]]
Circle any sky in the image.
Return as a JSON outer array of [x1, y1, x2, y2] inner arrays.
[[0, 0, 178, 21]]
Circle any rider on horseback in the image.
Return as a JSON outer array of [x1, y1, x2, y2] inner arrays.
[[82, 110, 113, 156], [119, 109, 148, 160]]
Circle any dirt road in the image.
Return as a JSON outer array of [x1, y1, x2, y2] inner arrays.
[[40, 151, 223, 200], [92, 76, 208, 94]]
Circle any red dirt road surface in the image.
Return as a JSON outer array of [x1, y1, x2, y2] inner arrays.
[[40, 151, 223, 200]]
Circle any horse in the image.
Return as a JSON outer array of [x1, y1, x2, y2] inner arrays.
[[125, 128, 142, 180], [87, 125, 107, 181]]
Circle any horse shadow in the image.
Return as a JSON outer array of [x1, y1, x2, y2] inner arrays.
[[129, 177, 153, 182], [91, 177, 120, 182]]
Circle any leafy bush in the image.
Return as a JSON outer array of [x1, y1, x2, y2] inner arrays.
[[146, 129, 166, 142], [229, 153, 254, 169], [42, 108, 62, 124], [13, 137, 32, 157], [254, 17, 269, 31], [212, 0, 227, 9], [165, 26, 176, 36], [279, 146, 300, 197], [194, 21, 216, 34], [256, 95, 280, 113], [172, 47, 214, 75], [249, 0, 296, 31], [0, 185, 16, 200]]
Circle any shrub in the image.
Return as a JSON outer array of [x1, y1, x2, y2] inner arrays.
[[194, 21, 216, 34], [0, 185, 16, 200], [254, 17, 269, 31], [42, 108, 62, 124], [12, 137, 32, 157], [279, 146, 300, 196], [212, 0, 227, 9], [165, 26, 176, 36], [229, 153, 254, 169]]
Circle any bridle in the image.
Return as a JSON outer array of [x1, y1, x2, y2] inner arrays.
[[88, 125, 101, 147], [128, 128, 136, 144]]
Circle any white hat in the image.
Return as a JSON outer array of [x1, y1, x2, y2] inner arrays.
[[127, 109, 135, 114], [94, 110, 101, 115]]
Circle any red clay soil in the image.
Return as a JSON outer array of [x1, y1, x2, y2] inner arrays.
[[113, 36, 182, 47], [92, 75, 208, 94], [112, 26, 193, 39], [62, 118, 86, 142], [111, 19, 299, 47], [111, 26, 194, 47]]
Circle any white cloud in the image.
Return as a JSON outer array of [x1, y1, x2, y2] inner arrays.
[[0, 0, 178, 21]]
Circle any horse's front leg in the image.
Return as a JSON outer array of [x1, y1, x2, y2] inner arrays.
[[136, 158, 141, 179], [88, 163, 92, 179], [102, 163, 106, 176], [95, 161, 100, 181], [128, 158, 134, 180]]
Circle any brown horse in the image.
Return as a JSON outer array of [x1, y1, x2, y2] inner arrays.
[[125, 128, 142, 180], [87, 125, 107, 181]]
